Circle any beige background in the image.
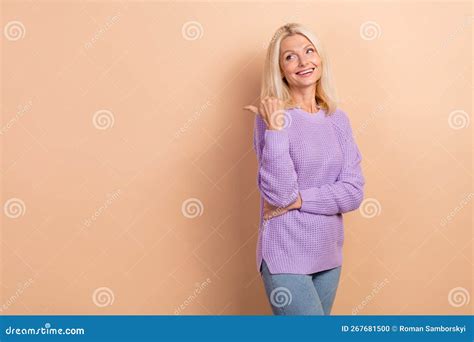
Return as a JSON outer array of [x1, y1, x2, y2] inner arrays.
[[1, 1, 472, 315]]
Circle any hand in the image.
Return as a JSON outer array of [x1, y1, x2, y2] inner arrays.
[[262, 192, 302, 220], [263, 200, 287, 220], [243, 96, 287, 131]]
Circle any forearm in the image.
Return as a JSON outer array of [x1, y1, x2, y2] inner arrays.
[[256, 128, 300, 208]]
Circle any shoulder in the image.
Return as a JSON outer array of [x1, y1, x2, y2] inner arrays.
[[328, 107, 353, 134], [328, 107, 357, 144]]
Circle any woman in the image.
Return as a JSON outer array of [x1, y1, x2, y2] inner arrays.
[[243, 23, 365, 315]]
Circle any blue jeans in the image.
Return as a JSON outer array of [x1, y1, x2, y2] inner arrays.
[[260, 259, 342, 315]]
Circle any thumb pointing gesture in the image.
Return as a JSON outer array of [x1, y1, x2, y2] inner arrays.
[[243, 104, 270, 128]]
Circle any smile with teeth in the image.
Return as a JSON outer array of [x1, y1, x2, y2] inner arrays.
[[296, 67, 315, 77]]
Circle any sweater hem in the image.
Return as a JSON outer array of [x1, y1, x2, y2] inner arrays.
[[257, 249, 343, 275]]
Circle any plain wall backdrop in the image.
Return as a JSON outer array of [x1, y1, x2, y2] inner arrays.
[[1, 0, 472, 315]]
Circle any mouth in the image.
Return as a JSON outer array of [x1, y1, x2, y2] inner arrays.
[[295, 67, 315, 77]]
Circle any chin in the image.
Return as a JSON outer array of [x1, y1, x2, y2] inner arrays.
[[295, 79, 317, 86]]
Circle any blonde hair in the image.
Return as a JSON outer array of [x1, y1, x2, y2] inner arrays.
[[260, 23, 339, 116]]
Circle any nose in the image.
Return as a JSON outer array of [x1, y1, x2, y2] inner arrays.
[[298, 54, 311, 67]]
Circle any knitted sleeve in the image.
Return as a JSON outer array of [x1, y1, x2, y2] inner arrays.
[[299, 109, 365, 215], [253, 114, 300, 208]]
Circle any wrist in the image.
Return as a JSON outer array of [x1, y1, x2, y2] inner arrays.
[[295, 192, 302, 209]]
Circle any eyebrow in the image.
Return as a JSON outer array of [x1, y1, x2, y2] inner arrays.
[[282, 44, 314, 55]]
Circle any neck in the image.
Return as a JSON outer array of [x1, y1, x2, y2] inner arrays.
[[290, 85, 318, 112]]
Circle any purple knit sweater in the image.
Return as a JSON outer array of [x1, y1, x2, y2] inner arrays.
[[253, 107, 365, 275]]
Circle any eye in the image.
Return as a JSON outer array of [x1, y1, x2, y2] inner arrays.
[[285, 54, 294, 61], [307, 48, 314, 53]]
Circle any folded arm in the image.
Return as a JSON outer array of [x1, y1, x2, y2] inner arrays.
[[253, 114, 300, 208], [299, 109, 365, 215]]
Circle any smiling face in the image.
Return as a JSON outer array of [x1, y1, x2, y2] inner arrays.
[[279, 34, 322, 89]]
